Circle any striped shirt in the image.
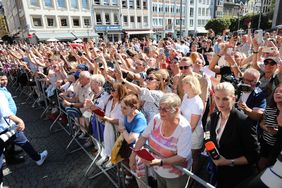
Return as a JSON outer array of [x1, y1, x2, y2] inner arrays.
[[262, 106, 279, 146]]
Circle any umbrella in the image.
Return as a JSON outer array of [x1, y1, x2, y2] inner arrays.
[[46, 38, 59, 42]]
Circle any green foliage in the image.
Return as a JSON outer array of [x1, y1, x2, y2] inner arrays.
[[205, 17, 231, 34], [205, 12, 273, 33]]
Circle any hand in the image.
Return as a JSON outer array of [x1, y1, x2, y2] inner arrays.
[[63, 100, 71, 107], [16, 120, 25, 131], [141, 158, 162, 166], [212, 155, 230, 166], [118, 125, 125, 133], [265, 125, 279, 135], [84, 99, 94, 109], [238, 101, 251, 113]]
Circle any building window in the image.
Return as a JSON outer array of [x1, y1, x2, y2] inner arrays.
[[47, 17, 55, 27], [143, 0, 148, 9], [73, 18, 80, 26], [81, 0, 89, 9], [198, 8, 201, 16], [137, 16, 141, 23], [30, 0, 39, 6], [190, 0, 194, 4], [105, 13, 110, 24], [84, 18, 91, 26], [57, 0, 66, 8], [71, 0, 78, 9], [32, 17, 42, 27], [96, 13, 102, 24], [129, 0, 134, 9], [130, 16, 134, 22], [190, 8, 194, 17], [104, 0, 109, 5], [202, 8, 205, 16], [44, 0, 53, 7], [60, 18, 68, 26], [136, 0, 141, 9], [114, 14, 119, 24], [112, 0, 118, 6], [122, 0, 127, 8], [123, 16, 128, 23], [190, 19, 193, 27], [94, 0, 100, 5], [144, 17, 148, 26]]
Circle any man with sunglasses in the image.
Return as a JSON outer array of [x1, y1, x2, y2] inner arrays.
[[173, 57, 209, 107]]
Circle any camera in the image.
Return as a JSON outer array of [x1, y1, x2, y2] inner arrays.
[[237, 83, 253, 93]]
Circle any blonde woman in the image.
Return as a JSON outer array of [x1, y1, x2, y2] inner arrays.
[[181, 75, 204, 173]]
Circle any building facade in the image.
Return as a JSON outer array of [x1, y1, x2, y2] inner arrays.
[[2, 0, 97, 42], [152, 0, 213, 39]]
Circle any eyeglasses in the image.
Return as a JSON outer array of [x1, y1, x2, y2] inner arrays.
[[158, 107, 176, 113], [264, 60, 276, 66], [179, 65, 192, 70], [146, 77, 158, 81]]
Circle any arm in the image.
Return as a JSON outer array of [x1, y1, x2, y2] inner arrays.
[[190, 114, 201, 132]]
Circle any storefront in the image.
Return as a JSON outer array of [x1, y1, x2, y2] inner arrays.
[[95, 25, 122, 42]]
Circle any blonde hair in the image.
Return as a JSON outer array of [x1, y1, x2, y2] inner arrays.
[[159, 93, 181, 108], [91, 74, 105, 86], [182, 75, 202, 96], [215, 82, 235, 96]]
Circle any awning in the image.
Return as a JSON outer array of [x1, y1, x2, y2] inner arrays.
[[72, 31, 99, 38], [35, 32, 75, 41], [126, 30, 155, 35]]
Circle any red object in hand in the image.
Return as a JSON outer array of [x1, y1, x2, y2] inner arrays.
[[93, 108, 105, 117], [69, 43, 84, 48], [28, 34, 33, 39], [132, 148, 155, 161], [205, 141, 220, 160]]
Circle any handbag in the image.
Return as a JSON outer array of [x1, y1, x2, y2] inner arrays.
[[119, 138, 132, 159], [111, 134, 124, 164]]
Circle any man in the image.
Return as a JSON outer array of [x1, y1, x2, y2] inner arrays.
[[173, 57, 209, 104], [0, 92, 48, 186], [238, 68, 267, 122], [0, 72, 24, 164]]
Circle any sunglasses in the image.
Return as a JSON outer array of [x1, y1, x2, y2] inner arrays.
[[146, 77, 158, 81], [111, 88, 117, 92], [264, 60, 276, 66], [179, 65, 192, 70]]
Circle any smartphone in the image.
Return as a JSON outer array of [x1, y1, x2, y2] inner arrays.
[[254, 30, 263, 44], [262, 47, 275, 53]]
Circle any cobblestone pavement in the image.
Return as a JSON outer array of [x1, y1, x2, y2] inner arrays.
[[3, 90, 118, 188]]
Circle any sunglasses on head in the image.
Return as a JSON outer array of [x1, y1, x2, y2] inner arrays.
[[264, 60, 276, 66], [111, 88, 116, 92], [179, 65, 192, 70]]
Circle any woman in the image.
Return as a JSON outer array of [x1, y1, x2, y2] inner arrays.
[[95, 82, 127, 167], [84, 74, 110, 147], [117, 69, 164, 123], [181, 75, 204, 173], [118, 94, 147, 183], [129, 93, 192, 188], [208, 82, 259, 188]]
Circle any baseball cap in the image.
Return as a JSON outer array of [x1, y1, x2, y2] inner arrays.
[[76, 64, 88, 71]]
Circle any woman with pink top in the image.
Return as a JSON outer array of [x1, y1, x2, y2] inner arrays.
[[129, 93, 192, 188]]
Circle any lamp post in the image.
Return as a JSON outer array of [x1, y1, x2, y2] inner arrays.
[[236, 2, 244, 31], [179, 0, 183, 39], [257, 0, 263, 29]]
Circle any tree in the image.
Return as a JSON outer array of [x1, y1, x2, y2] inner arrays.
[[205, 17, 231, 35]]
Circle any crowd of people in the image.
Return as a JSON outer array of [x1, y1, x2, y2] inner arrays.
[[0, 26, 282, 188]]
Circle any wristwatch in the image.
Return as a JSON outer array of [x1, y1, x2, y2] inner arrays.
[[230, 159, 235, 167], [70, 103, 74, 108]]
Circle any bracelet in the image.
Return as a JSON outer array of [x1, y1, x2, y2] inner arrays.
[[253, 51, 258, 54], [216, 54, 222, 58], [70, 103, 74, 108]]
